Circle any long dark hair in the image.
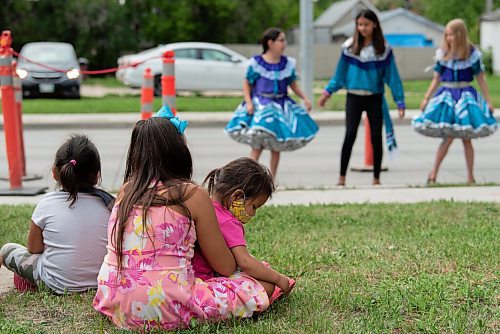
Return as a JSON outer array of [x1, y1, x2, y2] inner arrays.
[[261, 27, 284, 54], [113, 117, 194, 271], [203, 157, 275, 208], [350, 9, 385, 56], [53, 134, 101, 207]]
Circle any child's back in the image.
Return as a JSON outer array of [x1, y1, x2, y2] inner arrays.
[[32, 190, 110, 293], [193, 200, 246, 280], [0, 134, 113, 294]]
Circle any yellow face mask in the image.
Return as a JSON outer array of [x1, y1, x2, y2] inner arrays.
[[229, 199, 252, 224]]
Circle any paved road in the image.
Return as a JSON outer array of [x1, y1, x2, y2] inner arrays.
[[1, 123, 499, 193]]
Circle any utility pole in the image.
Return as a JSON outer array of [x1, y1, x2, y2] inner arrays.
[[299, 0, 314, 106], [485, 0, 493, 13]]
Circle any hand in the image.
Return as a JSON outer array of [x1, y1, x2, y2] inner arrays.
[[303, 98, 312, 112], [246, 101, 254, 115], [398, 108, 405, 119], [487, 102, 495, 114], [317, 94, 329, 108], [276, 274, 291, 294], [419, 98, 429, 111]]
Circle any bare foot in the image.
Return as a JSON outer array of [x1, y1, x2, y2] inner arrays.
[[336, 176, 346, 186], [427, 172, 436, 185], [373, 178, 381, 186]]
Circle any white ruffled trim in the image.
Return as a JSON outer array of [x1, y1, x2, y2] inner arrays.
[[342, 43, 392, 62], [249, 56, 296, 81], [436, 48, 482, 70]]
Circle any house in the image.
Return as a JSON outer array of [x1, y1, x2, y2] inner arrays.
[[311, 1, 444, 47], [313, 0, 378, 43], [480, 9, 500, 74], [379, 8, 444, 46], [318, 5, 444, 47]]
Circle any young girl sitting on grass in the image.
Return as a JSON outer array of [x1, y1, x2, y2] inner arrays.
[[193, 157, 295, 302], [0, 134, 113, 294], [93, 107, 271, 331]]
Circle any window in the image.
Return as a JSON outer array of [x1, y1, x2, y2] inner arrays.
[[201, 49, 232, 62], [174, 48, 198, 59]]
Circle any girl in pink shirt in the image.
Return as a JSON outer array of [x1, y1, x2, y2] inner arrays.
[[193, 157, 295, 302]]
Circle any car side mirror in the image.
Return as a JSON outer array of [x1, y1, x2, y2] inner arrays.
[[231, 56, 242, 63]]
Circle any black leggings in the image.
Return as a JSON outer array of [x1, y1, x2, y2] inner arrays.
[[340, 93, 383, 178]]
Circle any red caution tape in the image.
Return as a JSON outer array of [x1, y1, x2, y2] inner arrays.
[[12, 50, 161, 75]]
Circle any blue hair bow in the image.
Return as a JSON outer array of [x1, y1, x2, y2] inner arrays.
[[154, 105, 188, 134]]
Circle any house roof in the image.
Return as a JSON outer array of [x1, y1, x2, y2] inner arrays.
[[333, 7, 444, 37], [314, 0, 379, 28], [481, 9, 500, 21], [379, 8, 444, 32]]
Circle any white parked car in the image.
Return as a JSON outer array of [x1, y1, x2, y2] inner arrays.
[[116, 42, 249, 95]]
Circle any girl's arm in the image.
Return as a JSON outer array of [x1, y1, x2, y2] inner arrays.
[[242, 79, 254, 114], [476, 72, 495, 113], [231, 246, 291, 293], [27, 221, 44, 254], [383, 51, 406, 118], [188, 186, 237, 277], [290, 81, 311, 111], [318, 52, 348, 107], [420, 72, 441, 111]]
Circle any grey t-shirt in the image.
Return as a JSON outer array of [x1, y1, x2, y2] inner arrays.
[[32, 191, 110, 294]]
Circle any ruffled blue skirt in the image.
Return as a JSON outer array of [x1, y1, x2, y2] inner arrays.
[[225, 96, 319, 151], [412, 87, 497, 139]]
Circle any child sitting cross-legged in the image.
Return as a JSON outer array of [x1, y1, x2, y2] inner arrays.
[[0, 134, 113, 294]]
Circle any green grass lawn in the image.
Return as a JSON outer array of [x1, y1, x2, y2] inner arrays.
[[19, 76, 500, 114], [0, 202, 498, 333]]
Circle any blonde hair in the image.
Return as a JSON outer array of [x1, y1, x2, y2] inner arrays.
[[441, 18, 472, 61]]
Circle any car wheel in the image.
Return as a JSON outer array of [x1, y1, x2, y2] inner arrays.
[[154, 75, 161, 96]]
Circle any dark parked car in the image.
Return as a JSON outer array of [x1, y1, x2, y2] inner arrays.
[[15, 42, 86, 99]]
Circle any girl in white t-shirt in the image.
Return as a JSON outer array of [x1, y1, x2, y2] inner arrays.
[[0, 134, 113, 294]]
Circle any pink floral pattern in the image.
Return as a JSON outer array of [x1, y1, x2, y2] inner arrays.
[[93, 202, 269, 330]]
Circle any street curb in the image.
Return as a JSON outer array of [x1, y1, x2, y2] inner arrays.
[[0, 111, 431, 130]]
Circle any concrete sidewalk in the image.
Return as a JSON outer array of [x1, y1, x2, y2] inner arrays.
[[1, 185, 500, 206], [0, 109, 489, 129]]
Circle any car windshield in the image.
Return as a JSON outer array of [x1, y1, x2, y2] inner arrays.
[[21, 44, 76, 64]]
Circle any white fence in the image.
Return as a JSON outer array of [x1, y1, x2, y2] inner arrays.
[[226, 43, 436, 80]]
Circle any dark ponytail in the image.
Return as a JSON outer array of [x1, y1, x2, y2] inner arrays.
[[202, 157, 275, 208], [53, 135, 101, 207], [203, 167, 222, 196], [261, 27, 284, 54]]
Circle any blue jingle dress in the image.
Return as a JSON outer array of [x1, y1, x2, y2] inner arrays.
[[225, 55, 319, 151], [412, 48, 497, 139]]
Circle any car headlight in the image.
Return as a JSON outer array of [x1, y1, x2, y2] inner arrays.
[[16, 68, 28, 79], [66, 68, 80, 79]]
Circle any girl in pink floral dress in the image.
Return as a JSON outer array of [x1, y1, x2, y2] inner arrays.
[[93, 107, 269, 331]]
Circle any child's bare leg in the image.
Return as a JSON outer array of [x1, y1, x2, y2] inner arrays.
[[462, 139, 475, 183], [270, 151, 280, 180], [429, 137, 453, 181], [257, 279, 275, 298], [250, 148, 263, 161]]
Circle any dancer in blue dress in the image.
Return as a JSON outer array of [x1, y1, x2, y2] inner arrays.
[[225, 28, 318, 179], [412, 19, 496, 184], [318, 10, 405, 186]]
